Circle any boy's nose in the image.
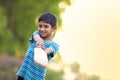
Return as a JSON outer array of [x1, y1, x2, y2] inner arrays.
[[39, 27, 45, 31]]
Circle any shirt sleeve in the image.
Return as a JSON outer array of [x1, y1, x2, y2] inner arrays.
[[49, 42, 59, 57]]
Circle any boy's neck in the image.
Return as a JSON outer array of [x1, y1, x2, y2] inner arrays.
[[42, 36, 52, 42]]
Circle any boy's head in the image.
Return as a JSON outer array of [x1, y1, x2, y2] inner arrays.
[[38, 12, 57, 27]]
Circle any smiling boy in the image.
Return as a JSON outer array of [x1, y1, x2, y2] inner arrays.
[[16, 12, 59, 80]]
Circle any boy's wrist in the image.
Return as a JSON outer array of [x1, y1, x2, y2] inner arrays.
[[45, 47, 54, 54], [49, 47, 53, 53], [36, 41, 44, 48]]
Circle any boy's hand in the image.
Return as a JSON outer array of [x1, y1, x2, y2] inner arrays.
[[36, 41, 44, 49], [45, 47, 53, 55], [33, 34, 44, 49]]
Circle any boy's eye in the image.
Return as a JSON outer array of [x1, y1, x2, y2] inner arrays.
[[38, 24, 49, 29], [39, 25, 42, 28], [44, 25, 48, 28]]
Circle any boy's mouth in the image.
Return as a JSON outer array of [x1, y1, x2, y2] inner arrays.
[[40, 32, 46, 36], [41, 32, 46, 34]]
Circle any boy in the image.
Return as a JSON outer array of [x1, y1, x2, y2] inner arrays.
[[16, 12, 59, 80]]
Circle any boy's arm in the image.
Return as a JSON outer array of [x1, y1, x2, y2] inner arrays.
[[45, 43, 59, 57], [45, 47, 54, 55], [33, 34, 44, 49]]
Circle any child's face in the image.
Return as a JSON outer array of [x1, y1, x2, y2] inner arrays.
[[38, 21, 56, 39]]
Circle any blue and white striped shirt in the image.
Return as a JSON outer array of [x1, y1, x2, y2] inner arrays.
[[16, 31, 59, 80]]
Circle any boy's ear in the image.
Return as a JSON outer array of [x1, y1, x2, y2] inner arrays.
[[53, 26, 57, 31]]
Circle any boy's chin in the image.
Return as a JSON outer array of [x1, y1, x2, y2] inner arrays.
[[40, 35, 46, 38]]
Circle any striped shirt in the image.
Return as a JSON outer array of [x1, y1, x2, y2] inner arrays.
[[16, 31, 59, 80]]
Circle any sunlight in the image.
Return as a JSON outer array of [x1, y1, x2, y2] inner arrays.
[[54, 0, 120, 80], [63, 66, 76, 80]]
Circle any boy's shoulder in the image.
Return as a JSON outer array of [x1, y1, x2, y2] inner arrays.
[[33, 30, 39, 35], [52, 41, 59, 48]]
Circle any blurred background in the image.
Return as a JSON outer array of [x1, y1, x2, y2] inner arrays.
[[0, 0, 120, 80]]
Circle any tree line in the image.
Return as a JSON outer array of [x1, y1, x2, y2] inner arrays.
[[0, 0, 71, 55]]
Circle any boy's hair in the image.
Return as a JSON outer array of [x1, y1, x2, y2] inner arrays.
[[38, 12, 57, 27]]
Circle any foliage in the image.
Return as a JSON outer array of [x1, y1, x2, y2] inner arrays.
[[68, 62, 105, 80], [46, 69, 64, 80], [87, 75, 100, 80], [0, 54, 109, 80], [71, 62, 80, 73], [0, 0, 71, 55], [0, 55, 22, 80]]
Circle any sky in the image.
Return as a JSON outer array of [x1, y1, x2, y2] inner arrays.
[[54, 0, 120, 80]]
